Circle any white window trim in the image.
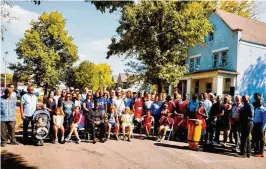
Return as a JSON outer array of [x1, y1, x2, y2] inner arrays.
[[189, 54, 201, 59], [212, 47, 229, 53]]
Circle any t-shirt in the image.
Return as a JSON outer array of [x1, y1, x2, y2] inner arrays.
[[145, 100, 153, 110], [124, 97, 133, 108], [114, 98, 125, 116], [72, 112, 82, 124], [84, 100, 94, 110], [21, 93, 38, 117], [151, 101, 162, 116], [96, 97, 107, 111], [62, 100, 74, 117], [122, 114, 133, 125], [53, 115, 63, 126], [74, 100, 82, 108], [143, 115, 153, 125]]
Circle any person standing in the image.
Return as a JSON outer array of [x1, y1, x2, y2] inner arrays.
[[82, 88, 89, 101], [57, 89, 66, 108], [253, 99, 266, 157], [231, 95, 243, 152], [61, 93, 74, 132], [239, 95, 254, 158], [114, 90, 125, 117], [20, 85, 38, 144], [124, 90, 133, 110], [1, 88, 19, 147], [151, 95, 162, 133], [53, 89, 61, 108]]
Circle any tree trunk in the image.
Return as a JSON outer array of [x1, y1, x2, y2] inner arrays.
[[157, 79, 165, 95]]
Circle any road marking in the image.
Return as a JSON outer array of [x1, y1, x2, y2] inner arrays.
[[190, 153, 238, 163]]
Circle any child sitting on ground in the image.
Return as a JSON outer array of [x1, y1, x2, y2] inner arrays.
[[142, 109, 153, 139], [107, 105, 119, 140], [121, 107, 134, 142], [53, 108, 65, 143], [156, 111, 174, 142], [65, 106, 82, 144]]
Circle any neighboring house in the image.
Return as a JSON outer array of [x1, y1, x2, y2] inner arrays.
[[178, 10, 266, 101], [112, 75, 119, 88], [117, 73, 130, 89]]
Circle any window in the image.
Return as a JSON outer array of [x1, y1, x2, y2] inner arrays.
[[213, 53, 218, 68], [208, 32, 214, 42], [221, 50, 227, 67], [189, 58, 194, 72], [195, 57, 200, 70], [206, 83, 212, 93], [195, 80, 199, 94]]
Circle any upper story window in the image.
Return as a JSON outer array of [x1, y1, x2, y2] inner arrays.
[[189, 58, 194, 72], [213, 52, 219, 68], [208, 32, 214, 42], [189, 56, 201, 72], [221, 50, 228, 67]]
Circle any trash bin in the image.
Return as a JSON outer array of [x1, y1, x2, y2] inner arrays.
[[187, 119, 202, 150]]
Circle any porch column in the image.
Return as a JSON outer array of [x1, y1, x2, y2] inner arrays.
[[181, 81, 185, 95], [212, 76, 223, 96], [186, 78, 191, 99]]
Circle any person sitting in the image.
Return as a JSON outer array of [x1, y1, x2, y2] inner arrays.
[[160, 103, 170, 117], [52, 108, 65, 144], [121, 107, 134, 142], [156, 111, 174, 142], [85, 103, 107, 144], [142, 109, 153, 139], [107, 105, 119, 140], [64, 106, 82, 144]]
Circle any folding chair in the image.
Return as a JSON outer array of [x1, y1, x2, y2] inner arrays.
[[165, 124, 174, 141]]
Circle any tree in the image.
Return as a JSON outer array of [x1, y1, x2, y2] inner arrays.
[[105, 1, 213, 93], [9, 12, 79, 94], [218, 0, 257, 19], [66, 61, 113, 91], [0, 73, 13, 86], [90, 0, 134, 13]]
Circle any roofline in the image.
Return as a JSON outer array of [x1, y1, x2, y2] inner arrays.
[[185, 68, 239, 75], [240, 39, 266, 47]]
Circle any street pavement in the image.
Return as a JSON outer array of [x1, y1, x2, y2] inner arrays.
[[1, 134, 266, 169]]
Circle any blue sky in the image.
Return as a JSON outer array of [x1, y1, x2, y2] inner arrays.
[[1, 0, 266, 75]]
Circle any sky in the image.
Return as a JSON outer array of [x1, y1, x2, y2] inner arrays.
[[1, 0, 266, 75]]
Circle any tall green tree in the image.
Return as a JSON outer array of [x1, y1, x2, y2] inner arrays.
[[9, 12, 78, 94], [66, 61, 113, 91], [105, 1, 213, 93]]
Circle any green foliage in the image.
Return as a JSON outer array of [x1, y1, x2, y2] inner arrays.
[[89, 0, 134, 13], [219, 0, 257, 19], [66, 61, 113, 91], [0, 73, 13, 85], [106, 1, 213, 93], [9, 12, 78, 91]]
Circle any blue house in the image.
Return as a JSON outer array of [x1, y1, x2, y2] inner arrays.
[[178, 10, 266, 101]]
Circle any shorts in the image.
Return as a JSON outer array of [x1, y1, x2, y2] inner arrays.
[[122, 123, 131, 127], [109, 121, 116, 127]]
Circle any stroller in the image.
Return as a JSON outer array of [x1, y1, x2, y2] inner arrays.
[[32, 110, 51, 146]]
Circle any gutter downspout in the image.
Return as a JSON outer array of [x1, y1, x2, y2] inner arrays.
[[235, 30, 242, 96]]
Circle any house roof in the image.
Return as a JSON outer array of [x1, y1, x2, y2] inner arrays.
[[216, 10, 266, 46], [112, 75, 119, 83], [118, 73, 128, 83]]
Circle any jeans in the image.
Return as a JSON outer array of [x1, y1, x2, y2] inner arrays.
[[231, 120, 241, 146], [64, 115, 71, 134], [240, 121, 253, 155], [153, 115, 160, 134], [88, 122, 106, 139], [253, 123, 265, 154], [1, 121, 16, 143], [23, 116, 33, 142]]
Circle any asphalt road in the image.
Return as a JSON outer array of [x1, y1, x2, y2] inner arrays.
[[1, 134, 266, 169]]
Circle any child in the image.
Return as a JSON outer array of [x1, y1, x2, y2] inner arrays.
[[142, 109, 153, 139], [157, 111, 174, 142], [65, 106, 82, 144], [107, 105, 119, 140], [53, 108, 65, 144], [121, 107, 134, 142], [195, 101, 207, 143], [160, 104, 170, 117]]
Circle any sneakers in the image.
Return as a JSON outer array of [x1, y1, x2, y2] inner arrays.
[[53, 138, 58, 144], [115, 136, 119, 141], [64, 136, 71, 142], [255, 154, 264, 157], [1, 142, 7, 147], [77, 139, 81, 144], [161, 135, 165, 141], [10, 141, 19, 145]]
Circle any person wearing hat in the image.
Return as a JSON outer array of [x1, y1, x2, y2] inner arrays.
[[1, 88, 19, 147]]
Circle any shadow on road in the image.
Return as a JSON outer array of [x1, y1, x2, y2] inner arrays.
[[1, 150, 38, 169], [154, 142, 239, 157]]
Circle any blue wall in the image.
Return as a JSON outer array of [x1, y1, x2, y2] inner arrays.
[[187, 13, 238, 71]]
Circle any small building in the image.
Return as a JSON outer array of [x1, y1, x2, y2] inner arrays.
[[178, 10, 266, 100], [112, 75, 119, 88], [117, 73, 130, 89]]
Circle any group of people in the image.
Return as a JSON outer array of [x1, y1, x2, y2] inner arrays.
[[1, 84, 265, 159]]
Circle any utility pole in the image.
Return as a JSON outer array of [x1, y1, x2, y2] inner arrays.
[[3, 51, 8, 88]]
